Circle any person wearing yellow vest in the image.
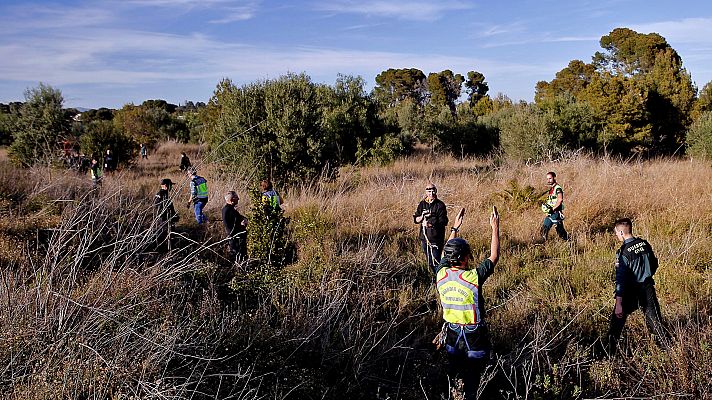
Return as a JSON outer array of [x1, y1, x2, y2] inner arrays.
[[89, 155, 102, 189], [186, 168, 209, 224], [540, 171, 568, 241], [435, 206, 500, 399]]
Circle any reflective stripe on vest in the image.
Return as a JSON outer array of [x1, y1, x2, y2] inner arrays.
[[542, 183, 564, 212], [436, 267, 480, 325], [193, 177, 208, 198], [90, 167, 102, 179]]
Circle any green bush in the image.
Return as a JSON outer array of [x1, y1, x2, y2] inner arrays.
[[80, 120, 137, 167], [8, 84, 70, 167], [497, 104, 565, 161], [206, 74, 389, 183], [358, 133, 413, 166], [429, 104, 499, 156], [246, 187, 290, 269], [539, 94, 603, 150], [687, 111, 712, 158]]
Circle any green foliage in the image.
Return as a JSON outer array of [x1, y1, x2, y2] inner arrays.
[[697, 81, 712, 115], [80, 108, 114, 122], [429, 104, 498, 156], [536, 27, 696, 155], [496, 179, 544, 211], [538, 94, 603, 149], [113, 100, 187, 145], [497, 104, 564, 161], [8, 83, 70, 167], [426, 70, 464, 113], [358, 133, 412, 166], [686, 111, 712, 159], [205, 74, 392, 182], [373, 68, 427, 107], [246, 187, 289, 269], [594, 28, 671, 75], [464, 70, 489, 105], [0, 110, 19, 146], [80, 120, 137, 166]]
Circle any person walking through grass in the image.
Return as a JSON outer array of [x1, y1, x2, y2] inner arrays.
[[179, 152, 191, 172], [222, 191, 248, 263], [89, 155, 102, 189], [540, 171, 568, 241], [140, 143, 148, 159], [104, 149, 116, 173], [434, 206, 499, 399], [186, 168, 209, 224], [413, 183, 448, 274], [153, 178, 179, 251], [607, 218, 669, 354]]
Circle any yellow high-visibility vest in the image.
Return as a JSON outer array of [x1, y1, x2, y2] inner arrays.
[[436, 267, 480, 325], [541, 184, 564, 213]]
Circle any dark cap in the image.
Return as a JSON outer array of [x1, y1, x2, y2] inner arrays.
[[160, 178, 174, 186]]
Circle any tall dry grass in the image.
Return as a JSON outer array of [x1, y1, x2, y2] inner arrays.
[[1, 145, 711, 399]]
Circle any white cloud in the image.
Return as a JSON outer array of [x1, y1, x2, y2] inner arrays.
[[0, 0, 549, 105], [0, 21, 543, 89], [124, 0, 241, 8], [480, 34, 598, 49], [0, 5, 114, 33], [314, 0, 474, 21], [208, 5, 258, 23], [122, 0, 261, 22], [629, 18, 712, 45]]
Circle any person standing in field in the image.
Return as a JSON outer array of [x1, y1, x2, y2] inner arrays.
[[413, 183, 448, 274], [435, 207, 500, 399], [153, 178, 179, 250], [179, 152, 192, 172], [540, 171, 568, 241], [89, 155, 102, 189], [140, 143, 148, 159], [260, 179, 283, 216], [222, 191, 248, 262], [187, 168, 209, 224], [608, 218, 669, 353], [104, 149, 115, 172]]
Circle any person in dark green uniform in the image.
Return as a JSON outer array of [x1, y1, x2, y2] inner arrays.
[[608, 218, 669, 353]]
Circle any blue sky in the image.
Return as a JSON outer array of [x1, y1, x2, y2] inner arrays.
[[1, 0, 711, 109]]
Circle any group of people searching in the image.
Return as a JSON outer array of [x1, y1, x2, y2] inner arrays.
[[417, 172, 667, 398], [152, 152, 282, 262]]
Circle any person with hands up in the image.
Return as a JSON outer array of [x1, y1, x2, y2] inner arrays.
[[434, 206, 500, 399]]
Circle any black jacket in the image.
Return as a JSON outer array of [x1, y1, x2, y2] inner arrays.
[[179, 155, 192, 171], [413, 198, 448, 245], [154, 189, 179, 224], [615, 237, 658, 297], [222, 204, 246, 238]]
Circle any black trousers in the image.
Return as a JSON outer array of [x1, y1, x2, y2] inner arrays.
[[607, 280, 668, 352], [227, 236, 247, 263]]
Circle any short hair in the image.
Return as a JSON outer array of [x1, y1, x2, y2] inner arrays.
[[260, 179, 272, 191], [547, 171, 556, 178], [225, 191, 238, 202], [614, 218, 633, 234]]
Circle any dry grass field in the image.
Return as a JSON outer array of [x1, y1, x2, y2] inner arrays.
[[0, 143, 710, 399]]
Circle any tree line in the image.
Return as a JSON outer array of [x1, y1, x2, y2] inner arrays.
[[2, 27, 712, 181]]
